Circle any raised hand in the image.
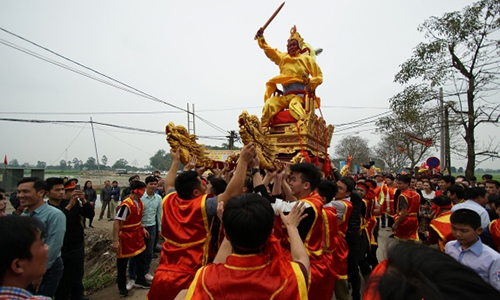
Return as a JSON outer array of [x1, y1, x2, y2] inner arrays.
[[170, 148, 181, 163], [279, 201, 308, 228]]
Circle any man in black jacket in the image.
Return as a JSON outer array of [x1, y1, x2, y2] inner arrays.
[[47, 178, 94, 300]]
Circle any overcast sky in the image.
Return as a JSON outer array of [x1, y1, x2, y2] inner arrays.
[[1, 0, 498, 170]]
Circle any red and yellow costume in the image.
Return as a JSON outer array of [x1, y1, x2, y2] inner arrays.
[[362, 198, 377, 247], [185, 238, 308, 300], [278, 192, 332, 300], [362, 259, 388, 300], [117, 198, 145, 258], [322, 203, 338, 287], [148, 192, 211, 300], [489, 219, 500, 251], [331, 199, 353, 280], [394, 189, 420, 241], [387, 185, 396, 217], [429, 211, 453, 252]]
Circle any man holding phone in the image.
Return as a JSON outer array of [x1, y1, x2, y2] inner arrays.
[[47, 178, 94, 300]]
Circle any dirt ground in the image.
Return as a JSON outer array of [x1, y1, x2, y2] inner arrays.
[[86, 206, 157, 299]]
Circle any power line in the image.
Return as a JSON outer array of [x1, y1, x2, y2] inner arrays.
[[0, 29, 229, 135], [0, 117, 229, 142]]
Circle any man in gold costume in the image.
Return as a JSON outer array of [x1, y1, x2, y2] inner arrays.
[[255, 26, 323, 127]]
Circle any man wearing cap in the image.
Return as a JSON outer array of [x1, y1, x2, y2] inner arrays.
[[255, 25, 323, 127], [47, 178, 93, 300]]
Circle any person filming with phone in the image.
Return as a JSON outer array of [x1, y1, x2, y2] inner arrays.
[[46, 178, 94, 300]]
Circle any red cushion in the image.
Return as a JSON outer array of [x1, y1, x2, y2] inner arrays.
[[271, 110, 297, 125]]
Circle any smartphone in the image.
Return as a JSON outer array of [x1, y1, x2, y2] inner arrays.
[[75, 184, 81, 190]]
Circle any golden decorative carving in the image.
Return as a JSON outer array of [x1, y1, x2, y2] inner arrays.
[[165, 122, 214, 168], [238, 111, 280, 169]]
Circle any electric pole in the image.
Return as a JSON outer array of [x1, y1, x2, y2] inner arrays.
[[439, 87, 445, 169], [187, 103, 196, 135], [444, 104, 451, 175], [227, 131, 236, 150]]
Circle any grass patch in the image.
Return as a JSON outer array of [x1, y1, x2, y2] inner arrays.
[[83, 267, 115, 293]]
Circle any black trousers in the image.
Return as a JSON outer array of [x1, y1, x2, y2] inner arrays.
[[346, 231, 361, 300], [55, 247, 85, 300], [117, 250, 147, 291]]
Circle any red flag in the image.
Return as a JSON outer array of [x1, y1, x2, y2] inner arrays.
[[3, 155, 7, 165]]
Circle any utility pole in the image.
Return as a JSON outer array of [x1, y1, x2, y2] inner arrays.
[[187, 103, 196, 135], [227, 130, 236, 150], [444, 104, 451, 175], [90, 117, 102, 187], [439, 87, 445, 168]]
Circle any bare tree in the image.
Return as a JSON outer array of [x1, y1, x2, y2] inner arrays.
[[371, 135, 409, 172], [376, 85, 441, 170], [395, 0, 500, 179], [334, 136, 371, 167]]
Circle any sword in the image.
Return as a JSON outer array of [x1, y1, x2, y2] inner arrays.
[[254, 2, 285, 40]]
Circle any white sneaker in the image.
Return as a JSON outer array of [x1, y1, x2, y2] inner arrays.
[[145, 274, 154, 281], [126, 279, 135, 291]]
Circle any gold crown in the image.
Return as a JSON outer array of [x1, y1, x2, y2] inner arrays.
[[288, 25, 304, 48]]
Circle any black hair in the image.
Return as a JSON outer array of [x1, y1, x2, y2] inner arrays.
[[154, 170, 160, 174], [451, 209, 481, 230], [433, 195, 452, 207], [45, 177, 64, 192], [386, 174, 395, 181], [128, 175, 139, 183], [129, 181, 146, 191], [339, 177, 355, 193], [175, 171, 202, 200], [208, 177, 227, 195], [441, 175, 455, 185], [470, 176, 477, 181], [456, 175, 466, 180], [244, 173, 254, 193], [17, 177, 47, 192], [465, 187, 487, 200], [366, 241, 500, 300], [0, 216, 45, 283], [488, 194, 500, 205], [431, 174, 441, 179], [422, 181, 435, 190], [290, 163, 321, 191], [145, 176, 159, 184], [482, 174, 493, 181], [0, 188, 5, 193], [317, 180, 337, 204], [112, 180, 118, 184], [396, 174, 411, 185], [83, 180, 93, 190], [487, 180, 500, 189], [223, 194, 274, 254], [448, 185, 465, 200]]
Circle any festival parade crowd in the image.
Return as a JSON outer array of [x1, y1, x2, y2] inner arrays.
[[2, 146, 500, 299], [2, 16, 500, 300]]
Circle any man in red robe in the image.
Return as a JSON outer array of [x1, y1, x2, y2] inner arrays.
[[111, 181, 149, 297], [184, 194, 309, 300], [392, 175, 420, 241], [270, 163, 332, 300], [148, 143, 256, 300], [427, 195, 453, 251]]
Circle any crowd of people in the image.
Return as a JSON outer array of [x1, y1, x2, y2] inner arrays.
[[2, 147, 500, 299]]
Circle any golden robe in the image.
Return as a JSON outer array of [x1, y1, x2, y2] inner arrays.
[[257, 36, 323, 126]]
